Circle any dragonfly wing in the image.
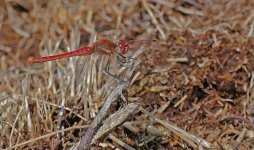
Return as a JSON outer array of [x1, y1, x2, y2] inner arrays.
[[125, 38, 159, 53]]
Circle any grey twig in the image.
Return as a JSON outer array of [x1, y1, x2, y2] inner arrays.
[[77, 81, 129, 150]]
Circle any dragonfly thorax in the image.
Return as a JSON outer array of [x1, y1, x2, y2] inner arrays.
[[92, 39, 115, 55]]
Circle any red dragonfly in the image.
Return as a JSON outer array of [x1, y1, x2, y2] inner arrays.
[[28, 38, 156, 78], [28, 39, 131, 64]]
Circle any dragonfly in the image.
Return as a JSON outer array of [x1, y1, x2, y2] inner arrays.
[[28, 38, 152, 80], [28, 39, 130, 64]]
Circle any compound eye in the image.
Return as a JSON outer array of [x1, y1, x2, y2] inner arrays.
[[119, 40, 129, 54]]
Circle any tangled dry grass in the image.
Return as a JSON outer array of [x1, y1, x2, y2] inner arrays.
[[0, 0, 254, 149]]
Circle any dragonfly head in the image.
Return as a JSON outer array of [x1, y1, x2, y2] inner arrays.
[[118, 40, 130, 54]]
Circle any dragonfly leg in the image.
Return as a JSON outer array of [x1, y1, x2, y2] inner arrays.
[[105, 58, 129, 104], [116, 53, 136, 68], [105, 57, 132, 104], [105, 58, 126, 83]]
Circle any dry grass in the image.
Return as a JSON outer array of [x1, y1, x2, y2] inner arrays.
[[1, 0, 254, 149]]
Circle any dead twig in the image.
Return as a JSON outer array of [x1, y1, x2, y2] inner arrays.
[[216, 115, 254, 130], [6, 125, 89, 150], [77, 81, 129, 150], [92, 102, 140, 143]]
